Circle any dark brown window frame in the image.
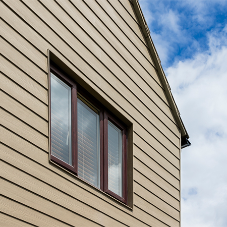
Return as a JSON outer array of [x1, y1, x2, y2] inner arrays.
[[50, 64, 127, 204]]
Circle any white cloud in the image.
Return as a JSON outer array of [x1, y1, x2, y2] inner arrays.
[[158, 8, 182, 36], [149, 31, 171, 65], [182, 0, 227, 25], [166, 26, 227, 227]]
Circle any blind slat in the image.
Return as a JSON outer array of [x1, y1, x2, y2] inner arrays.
[[77, 98, 100, 188]]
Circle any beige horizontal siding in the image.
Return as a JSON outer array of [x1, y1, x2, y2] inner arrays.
[[1, 19, 46, 71], [0, 108, 48, 151], [1, 0, 181, 226], [0, 72, 48, 121], [97, 0, 148, 51], [134, 158, 180, 199], [108, 0, 142, 38], [134, 194, 179, 226], [1, 56, 47, 104], [1, 3, 49, 64], [0, 91, 48, 136], [134, 182, 179, 220], [134, 170, 180, 210], [0, 29, 47, 88], [4, 0, 179, 147], [0, 177, 103, 226], [133, 206, 168, 227], [0, 195, 72, 227], [134, 145, 179, 188], [95, 0, 155, 71], [135, 123, 180, 159], [134, 133, 180, 175], [0, 212, 34, 227], [0, 134, 148, 227], [118, 0, 138, 22]]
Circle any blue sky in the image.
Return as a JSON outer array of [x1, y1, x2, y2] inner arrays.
[[141, 0, 227, 68], [140, 0, 227, 226]]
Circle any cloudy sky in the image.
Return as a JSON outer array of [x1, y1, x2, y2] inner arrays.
[[140, 0, 227, 226]]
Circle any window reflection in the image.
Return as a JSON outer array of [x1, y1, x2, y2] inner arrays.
[[51, 73, 72, 165], [108, 121, 123, 197]]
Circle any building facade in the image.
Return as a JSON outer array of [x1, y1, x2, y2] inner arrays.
[[0, 0, 189, 226]]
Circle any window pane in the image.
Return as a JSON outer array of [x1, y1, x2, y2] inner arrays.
[[77, 98, 100, 188], [51, 73, 72, 165], [108, 121, 122, 197]]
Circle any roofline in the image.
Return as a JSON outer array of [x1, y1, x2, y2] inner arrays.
[[130, 0, 189, 142]]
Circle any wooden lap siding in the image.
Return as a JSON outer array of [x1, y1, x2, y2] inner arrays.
[[1, 0, 181, 226]]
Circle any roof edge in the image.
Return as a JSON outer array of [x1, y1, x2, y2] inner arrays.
[[130, 0, 189, 141]]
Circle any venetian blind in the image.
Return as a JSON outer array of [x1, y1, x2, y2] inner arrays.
[[77, 98, 100, 188], [50, 73, 72, 165]]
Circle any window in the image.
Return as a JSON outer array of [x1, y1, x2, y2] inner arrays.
[[50, 65, 127, 204]]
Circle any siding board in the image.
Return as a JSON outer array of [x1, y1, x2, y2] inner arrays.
[[98, 0, 148, 53], [134, 194, 179, 226], [134, 170, 180, 210], [0, 212, 35, 227], [95, 0, 154, 69], [133, 206, 168, 227], [1, 3, 49, 58], [0, 108, 48, 151], [134, 182, 179, 220], [0, 38, 47, 88], [68, 0, 171, 108], [1, 150, 124, 227], [134, 124, 180, 160], [118, 0, 138, 22], [0, 141, 148, 227], [134, 133, 180, 175], [0, 195, 73, 227], [1, 19, 46, 71], [0, 178, 108, 227], [134, 158, 180, 198], [1, 56, 47, 104], [0, 91, 48, 136], [134, 145, 180, 188], [0, 72, 48, 121]]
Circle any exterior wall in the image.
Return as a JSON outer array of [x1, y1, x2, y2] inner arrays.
[[0, 0, 181, 226]]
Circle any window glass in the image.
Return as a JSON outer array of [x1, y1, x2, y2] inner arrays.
[[77, 98, 100, 188], [51, 73, 72, 165], [108, 121, 123, 197]]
